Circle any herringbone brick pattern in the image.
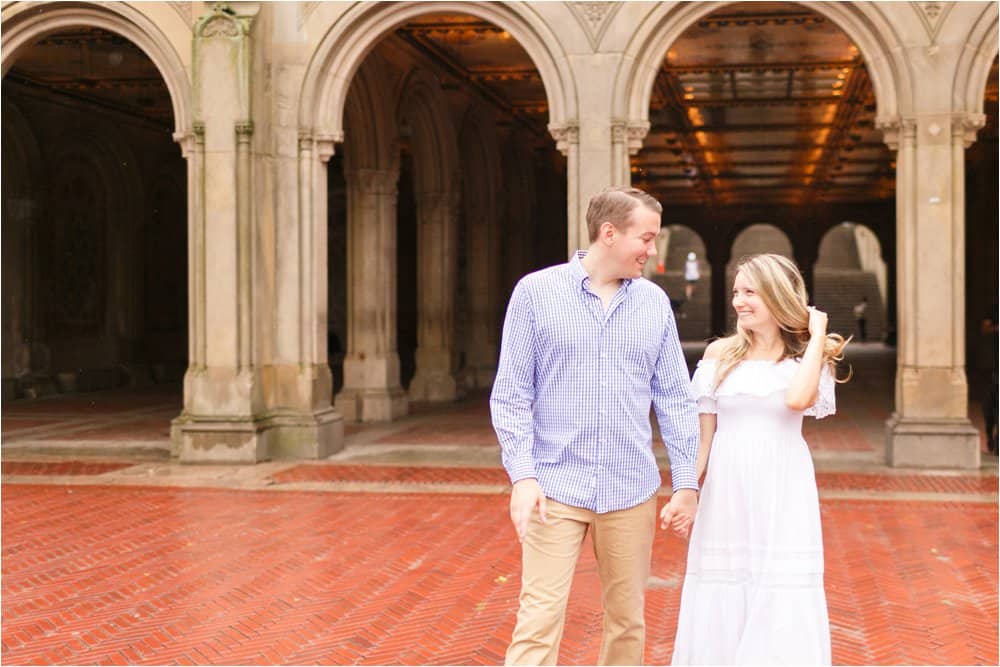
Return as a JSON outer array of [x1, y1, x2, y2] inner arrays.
[[270, 463, 996, 495], [1, 461, 133, 476], [2, 485, 996, 665]]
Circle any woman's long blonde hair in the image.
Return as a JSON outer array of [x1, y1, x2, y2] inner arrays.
[[713, 253, 849, 389]]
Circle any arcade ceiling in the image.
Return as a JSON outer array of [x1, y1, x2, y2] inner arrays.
[[5, 2, 996, 210]]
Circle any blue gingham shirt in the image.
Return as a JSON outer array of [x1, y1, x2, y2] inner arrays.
[[490, 251, 700, 514]]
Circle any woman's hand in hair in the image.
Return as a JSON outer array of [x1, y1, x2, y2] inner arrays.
[[807, 306, 828, 340]]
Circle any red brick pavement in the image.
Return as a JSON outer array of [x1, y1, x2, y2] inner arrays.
[[2, 484, 996, 666], [1, 461, 134, 476], [270, 463, 997, 495]]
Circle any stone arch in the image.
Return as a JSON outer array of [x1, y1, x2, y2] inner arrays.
[[1, 98, 44, 392], [612, 1, 911, 143], [298, 1, 576, 143], [457, 104, 503, 388], [44, 124, 145, 349], [953, 3, 999, 121], [814, 222, 888, 342], [650, 224, 712, 342], [1, 1, 193, 139], [343, 53, 399, 173], [397, 68, 460, 196], [396, 68, 462, 401]]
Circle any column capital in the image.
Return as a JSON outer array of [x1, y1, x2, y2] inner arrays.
[[548, 122, 579, 156], [952, 112, 987, 148], [627, 122, 650, 155], [875, 116, 917, 151]]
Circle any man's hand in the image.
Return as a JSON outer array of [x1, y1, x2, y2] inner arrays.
[[659, 489, 698, 539], [510, 478, 547, 543]]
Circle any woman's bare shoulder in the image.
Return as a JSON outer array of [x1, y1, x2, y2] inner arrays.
[[703, 338, 730, 361]]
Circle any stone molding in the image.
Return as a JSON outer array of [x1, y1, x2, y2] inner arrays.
[[567, 2, 622, 50]]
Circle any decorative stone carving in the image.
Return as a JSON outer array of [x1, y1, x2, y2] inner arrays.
[[627, 122, 649, 155], [201, 15, 240, 38], [568, 2, 622, 50], [549, 123, 580, 156], [875, 117, 917, 151], [913, 1, 952, 42], [953, 113, 987, 148]]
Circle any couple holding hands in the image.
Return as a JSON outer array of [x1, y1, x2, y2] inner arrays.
[[490, 187, 846, 666]]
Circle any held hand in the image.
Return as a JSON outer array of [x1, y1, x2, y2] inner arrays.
[[659, 489, 698, 539], [807, 306, 828, 339], [510, 478, 547, 543]]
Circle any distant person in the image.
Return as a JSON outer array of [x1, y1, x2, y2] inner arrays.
[[853, 296, 868, 342], [684, 251, 700, 302]]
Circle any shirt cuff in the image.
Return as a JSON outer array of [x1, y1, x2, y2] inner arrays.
[[505, 451, 537, 484], [669, 465, 699, 492]]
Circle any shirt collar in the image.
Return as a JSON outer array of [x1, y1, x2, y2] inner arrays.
[[569, 250, 633, 292]]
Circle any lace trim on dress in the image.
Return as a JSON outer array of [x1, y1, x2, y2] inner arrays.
[[690, 358, 836, 419]]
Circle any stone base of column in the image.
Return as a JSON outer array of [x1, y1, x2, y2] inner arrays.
[[460, 365, 496, 390], [260, 407, 344, 459], [886, 414, 981, 469], [335, 386, 408, 422], [409, 371, 458, 402], [410, 346, 459, 402], [171, 415, 269, 463], [171, 408, 344, 462]]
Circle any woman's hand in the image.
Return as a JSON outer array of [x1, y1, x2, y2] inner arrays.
[[807, 306, 828, 340]]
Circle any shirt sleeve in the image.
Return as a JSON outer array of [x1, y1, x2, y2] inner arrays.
[[650, 301, 700, 491], [803, 363, 836, 419], [490, 280, 538, 484]]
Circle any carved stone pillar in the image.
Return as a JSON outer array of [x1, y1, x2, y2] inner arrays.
[[462, 205, 500, 390], [173, 4, 270, 463], [881, 114, 983, 469], [550, 123, 582, 255], [334, 168, 408, 420], [408, 189, 459, 402]]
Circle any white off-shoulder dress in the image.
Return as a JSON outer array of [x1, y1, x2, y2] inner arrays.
[[671, 358, 835, 666]]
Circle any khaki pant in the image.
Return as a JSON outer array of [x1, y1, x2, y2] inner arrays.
[[505, 495, 658, 666]]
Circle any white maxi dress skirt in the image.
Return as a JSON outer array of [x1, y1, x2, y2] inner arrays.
[[671, 358, 835, 666]]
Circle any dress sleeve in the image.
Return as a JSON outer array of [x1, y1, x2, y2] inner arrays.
[[803, 363, 836, 419], [690, 360, 718, 415]]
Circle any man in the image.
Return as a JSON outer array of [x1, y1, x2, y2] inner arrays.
[[490, 186, 700, 666]]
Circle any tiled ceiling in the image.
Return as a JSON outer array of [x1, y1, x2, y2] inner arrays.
[[4, 27, 174, 129], [634, 2, 893, 207]]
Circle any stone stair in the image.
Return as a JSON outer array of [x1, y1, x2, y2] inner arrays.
[[813, 269, 886, 342], [649, 271, 713, 342]]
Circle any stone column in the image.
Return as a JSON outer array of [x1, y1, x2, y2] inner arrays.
[[334, 167, 408, 420], [462, 204, 501, 389], [550, 124, 582, 255], [882, 114, 982, 469], [173, 4, 267, 463], [708, 249, 729, 338], [408, 189, 459, 402]]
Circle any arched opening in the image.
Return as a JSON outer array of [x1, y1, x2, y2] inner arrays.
[[1, 26, 186, 430], [327, 10, 566, 420], [646, 225, 711, 341], [814, 222, 888, 343], [725, 224, 793, 332], [965, 54, 999, 454]]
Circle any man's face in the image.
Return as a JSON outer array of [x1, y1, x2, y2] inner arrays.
[[608, 206, 661, 279]]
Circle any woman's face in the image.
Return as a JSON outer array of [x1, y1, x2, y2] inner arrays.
[[732, 270, 776, 332]]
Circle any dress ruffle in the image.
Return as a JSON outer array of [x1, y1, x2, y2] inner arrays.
[[690, 357, 836, 419]]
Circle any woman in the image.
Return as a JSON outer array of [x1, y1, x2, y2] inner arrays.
[[666, 253, 848, 665]]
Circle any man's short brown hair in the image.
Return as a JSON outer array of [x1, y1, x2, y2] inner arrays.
[[585, 187, 662, 242]]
